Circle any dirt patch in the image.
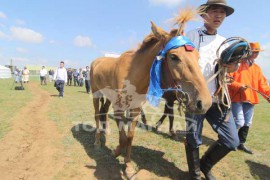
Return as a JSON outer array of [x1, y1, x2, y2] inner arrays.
[[0, 83, 64, 180]]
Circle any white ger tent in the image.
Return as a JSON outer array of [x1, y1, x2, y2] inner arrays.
[[0, 65, 11, 78]]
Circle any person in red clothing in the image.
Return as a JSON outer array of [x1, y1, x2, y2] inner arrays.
[[228, 42, 270, 154]]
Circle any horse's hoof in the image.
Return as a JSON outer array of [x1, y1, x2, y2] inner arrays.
[[169, 131, 175, 136], [124, 162, 136, 180], [169, 131, 179, 141], [94, 142, 101, 149]]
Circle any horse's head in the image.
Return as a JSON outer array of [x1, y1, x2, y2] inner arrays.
[[150, 21, 212, 114]]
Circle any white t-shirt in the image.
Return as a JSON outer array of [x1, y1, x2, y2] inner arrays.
[[186, 26, 226, 97], [53, 67, 67, 83], [40, 69, 47, 77]]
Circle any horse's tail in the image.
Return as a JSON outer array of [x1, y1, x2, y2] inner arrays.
[[173, 7, 198, 35]]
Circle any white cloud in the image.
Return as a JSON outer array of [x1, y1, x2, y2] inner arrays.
[[256, 42, 270, 79], [15, 19, 26, 26], [49, 40, 56, 44], [0, 23, 6, 28], [16, 47, 28, 53], [0, 30, 8, 39], [0, 12, 7, 19], [148, 0, 185, 7], [10, 26, 44, 43], [73, 35, 93, 48]]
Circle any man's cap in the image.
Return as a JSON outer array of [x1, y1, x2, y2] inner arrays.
[[198, 0, 234, 17]]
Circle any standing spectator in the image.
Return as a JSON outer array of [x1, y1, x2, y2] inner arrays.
[[40, 66, 47, 85], [48, 69, 54, 82], [53, 61, 67, 98], [67, 68, 73, 86], [84, 66, 91, 94], [78, 68, 84, 86], [14, 67, 22, 83], [184, 1, 239, 179], [22, 66, 30, 83], [73, 69, 79, 86], [228, 42, 270, 154], [51, 69, 55, 81]]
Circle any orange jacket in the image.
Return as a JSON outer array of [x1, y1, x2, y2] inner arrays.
[[228, 62, 270, 104]]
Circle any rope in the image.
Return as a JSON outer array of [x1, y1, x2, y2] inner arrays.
[[228, 75, 270, 101], [210, 37, 252, 112]]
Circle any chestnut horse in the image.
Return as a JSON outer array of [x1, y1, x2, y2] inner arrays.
[[90, 10, 212, 177]]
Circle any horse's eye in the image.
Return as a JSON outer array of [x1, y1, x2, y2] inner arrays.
[[169, 54, 179, 61]]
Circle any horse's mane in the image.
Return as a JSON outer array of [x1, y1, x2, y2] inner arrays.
[[136, 33, 159, 53], [172, 7, 198, 35], [136, 7, 198, 53]]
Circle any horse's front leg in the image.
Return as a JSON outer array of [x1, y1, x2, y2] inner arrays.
[[113, 110, 127, 158], [124, 108, 140, 177]]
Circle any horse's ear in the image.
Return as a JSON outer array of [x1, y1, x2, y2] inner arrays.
[[151, 21, 169, 40]]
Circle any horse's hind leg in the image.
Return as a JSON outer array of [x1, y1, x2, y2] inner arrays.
[[156, 105, 168, 130], [101, 99, 111, 134], [93, 97, 101, 147], [141, 109, 147, 124], [167, 101, 175, 136]]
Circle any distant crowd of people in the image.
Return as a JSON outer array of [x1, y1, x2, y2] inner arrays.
[[13, 63, 91, 98], [53, 61, 91, 97]]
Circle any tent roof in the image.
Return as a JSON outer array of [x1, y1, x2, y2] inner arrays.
[[0, 65, 10, 70]]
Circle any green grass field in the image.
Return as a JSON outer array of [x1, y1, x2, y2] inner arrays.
[[0, 77, 270, 179]]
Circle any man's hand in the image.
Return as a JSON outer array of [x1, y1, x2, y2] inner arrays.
[[240, 85, 249, 91]]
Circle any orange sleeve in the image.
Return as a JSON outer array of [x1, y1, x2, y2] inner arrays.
[[257, 67, 270, 99], [228, 72, 244, 91]]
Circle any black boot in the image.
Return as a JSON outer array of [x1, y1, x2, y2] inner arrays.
[[238, 126, 253, 154], [185, 144, 201, 180], [200, 142, 231, 180]]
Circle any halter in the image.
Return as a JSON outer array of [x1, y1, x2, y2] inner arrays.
[[162, 50, 191, 111], [147, 36, 195, 108]]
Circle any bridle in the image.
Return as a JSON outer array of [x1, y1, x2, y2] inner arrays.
[[147, 35, 196, 109], [162, 47, 192, 113]]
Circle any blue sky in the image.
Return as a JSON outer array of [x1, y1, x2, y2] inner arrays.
[[1, 0, 270, 77]]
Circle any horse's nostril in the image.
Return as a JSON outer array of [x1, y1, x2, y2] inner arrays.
[[196, 100, 203, 110]]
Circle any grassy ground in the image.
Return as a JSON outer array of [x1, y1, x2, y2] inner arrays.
[[0, 79, 33, 138], [0, 77, 270, 179]]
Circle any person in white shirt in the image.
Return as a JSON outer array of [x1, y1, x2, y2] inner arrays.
[[40, 66, 47, 85], [184, 1, 239, 179], [53, 61, 67, 98], [22, 66, 30, 83]]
